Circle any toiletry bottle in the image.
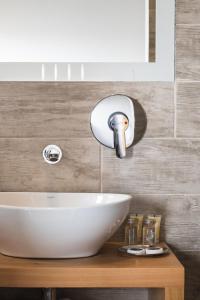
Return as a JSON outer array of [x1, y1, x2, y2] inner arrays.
[[125, 217, 138, 245], [142, 219, 156, 246], [130, 214, 144, 243], [147, 215, 162, 244]]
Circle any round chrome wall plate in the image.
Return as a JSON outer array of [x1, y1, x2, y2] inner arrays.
[[43, 145, 62, 165], [90, 94, 135, 149]]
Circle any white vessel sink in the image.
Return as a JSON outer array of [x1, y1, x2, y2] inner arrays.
[[0, 192, 131, 258]]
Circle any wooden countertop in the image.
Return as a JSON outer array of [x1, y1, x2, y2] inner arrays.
[[0, 243, 184, 288]]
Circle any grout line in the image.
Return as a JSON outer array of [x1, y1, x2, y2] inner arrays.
[[176, 23, 200, 26], [144, 137, 200, 140], [175, 137, 200, 140], [143, 137, 176, 140], [175, 250, 200, 253], [130, 194, 200, 196], [144, 0, 149, 62], [2, 136, 200, 140], [174, 80, 177, 138], [0, 137, 96, 140], [100, 145, 103, 193], [174, 9, 177, 138], [170, 137, 200, 140], [176, 80, 200, 83]]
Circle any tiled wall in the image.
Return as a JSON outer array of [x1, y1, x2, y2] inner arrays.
[[175, 1, 200, 299], [0, 1, 200, 299]]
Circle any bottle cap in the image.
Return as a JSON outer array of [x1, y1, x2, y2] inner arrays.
[[143, 219, 155, 225]]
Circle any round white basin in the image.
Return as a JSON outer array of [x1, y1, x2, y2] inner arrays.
[[0, 192, 131, 258]]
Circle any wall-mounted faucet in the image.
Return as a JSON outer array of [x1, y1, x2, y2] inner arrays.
[[90, 95, 135, 159]]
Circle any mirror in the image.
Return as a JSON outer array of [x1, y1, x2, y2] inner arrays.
[[0, 0, 175, 81], [0, 0, 149, 63]]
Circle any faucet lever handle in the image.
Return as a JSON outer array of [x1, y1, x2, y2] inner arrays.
[[109, 113, 129, 159]]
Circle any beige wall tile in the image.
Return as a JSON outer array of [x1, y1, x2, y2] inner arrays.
[[102, 139, 200, 194], [176, 0, 200, 24], [0, 138, 100, 192], [0, 82, 174, 138], [0, 82, 94, 138], [176, 25, 200, 81], [177, 82, 200, 137]]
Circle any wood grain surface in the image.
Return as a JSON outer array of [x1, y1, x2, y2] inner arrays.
[[0, 243, 184, 289], [177, 82, 200, 137], [0, 138, 100, 192], [0, 82, 174, 138], [176, 0, 200, 24], [176, 25, 200, 81], [102, 139, 200, 194]]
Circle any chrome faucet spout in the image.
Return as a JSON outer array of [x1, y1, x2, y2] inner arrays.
[[109, 113, 129, 159]]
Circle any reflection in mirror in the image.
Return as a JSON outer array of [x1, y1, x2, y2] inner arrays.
[[0, 0, 174, 81], [0, 0, 151, 63]]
